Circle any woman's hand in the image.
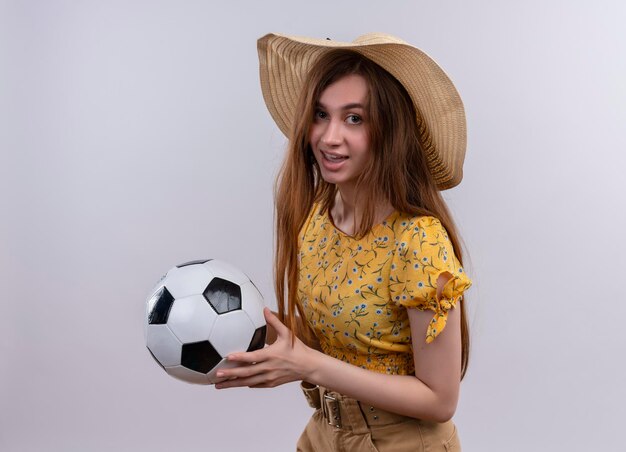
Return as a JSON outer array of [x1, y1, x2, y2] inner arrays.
[[214, 307, 315, 389]]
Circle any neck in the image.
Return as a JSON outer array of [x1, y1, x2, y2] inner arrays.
[[330, 191, 352, 234], [331, 188, 393, 236]]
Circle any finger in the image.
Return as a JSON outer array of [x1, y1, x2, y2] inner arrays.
[[264, 307, 290, 337], [216, 372, 272, 390], [211, 375, 233, 384], [227, 347, 266, 364], [216, 361, 266, 380], [215, 377, 249, 389]]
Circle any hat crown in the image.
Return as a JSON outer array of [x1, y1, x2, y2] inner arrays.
[[352, 33, 409, 46]]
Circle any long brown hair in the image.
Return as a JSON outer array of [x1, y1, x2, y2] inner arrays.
[[274, 49, 470, 378]]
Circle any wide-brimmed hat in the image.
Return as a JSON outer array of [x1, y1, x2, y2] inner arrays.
[[257, 32, 467, 190]]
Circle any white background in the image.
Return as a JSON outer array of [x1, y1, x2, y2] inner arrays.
[[1, 1, 625, 451]]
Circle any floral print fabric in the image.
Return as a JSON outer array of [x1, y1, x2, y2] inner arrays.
[[297, 205, 471, 375]]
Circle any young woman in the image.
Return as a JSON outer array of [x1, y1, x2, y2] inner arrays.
[[215, 33, 472, 451]]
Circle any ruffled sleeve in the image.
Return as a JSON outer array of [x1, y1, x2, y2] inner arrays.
[[389, 216, 471, 343]]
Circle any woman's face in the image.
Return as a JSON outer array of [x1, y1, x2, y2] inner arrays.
[[309, 74, 371, 196]]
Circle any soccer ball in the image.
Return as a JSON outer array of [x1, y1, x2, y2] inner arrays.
[[145, 259, 266, 384]]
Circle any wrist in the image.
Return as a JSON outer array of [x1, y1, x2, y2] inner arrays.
[[300, 345, 324, 385]]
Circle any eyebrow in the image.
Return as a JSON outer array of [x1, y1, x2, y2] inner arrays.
[[315, 101, 366, 110]]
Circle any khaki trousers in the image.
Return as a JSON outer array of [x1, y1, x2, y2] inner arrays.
[[296, 385, 460, 452]]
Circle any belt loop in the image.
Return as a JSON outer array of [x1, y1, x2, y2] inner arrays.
[[300, 382, 321, 409]]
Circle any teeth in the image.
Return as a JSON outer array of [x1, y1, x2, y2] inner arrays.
[[324, 152, 346, 162]]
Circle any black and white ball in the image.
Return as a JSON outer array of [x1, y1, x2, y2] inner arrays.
[[145, 259, 266, 384]]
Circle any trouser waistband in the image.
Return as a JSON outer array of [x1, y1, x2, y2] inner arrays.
[[300, 383, 412, 433]]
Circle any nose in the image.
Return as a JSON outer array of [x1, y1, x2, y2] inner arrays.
[[321, 119, 342, 147]]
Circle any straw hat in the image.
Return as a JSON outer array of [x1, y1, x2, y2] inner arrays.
[[257, 32, 467, 190]]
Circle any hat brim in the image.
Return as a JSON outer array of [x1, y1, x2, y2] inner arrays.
[[258, 33, 466, 190]]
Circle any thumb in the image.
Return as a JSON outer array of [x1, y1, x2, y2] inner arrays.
[[264, 307, 290, 337]]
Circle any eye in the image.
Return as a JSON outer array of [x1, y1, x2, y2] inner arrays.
[[314, 109, 328, 121], [346, 114, 362, 125]]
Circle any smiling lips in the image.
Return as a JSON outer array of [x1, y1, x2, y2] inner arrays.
[[322, 151, 348, 162], [320, 151, 348, 171]]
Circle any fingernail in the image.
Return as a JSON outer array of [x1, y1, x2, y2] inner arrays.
[[216, 371, 224, 378]]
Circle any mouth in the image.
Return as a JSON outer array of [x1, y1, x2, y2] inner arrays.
[[321, 151, 348, 162]]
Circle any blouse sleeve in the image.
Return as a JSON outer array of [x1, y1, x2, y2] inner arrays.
[[389, 216, 472, 343]]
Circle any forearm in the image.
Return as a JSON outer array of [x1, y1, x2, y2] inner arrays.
[[217, 308, 459, 422], [304, 348, 457, 422]]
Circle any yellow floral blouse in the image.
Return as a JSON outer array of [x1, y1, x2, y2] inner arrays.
[[297, 205, 471, 375]]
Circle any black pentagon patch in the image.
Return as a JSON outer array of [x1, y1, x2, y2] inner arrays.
[[247, 325, 267, 352], [177, 259, 212, 268], [146, 347, 166, 370], [181, 341, 222, 374], [148, 287, 175, 325], [203, 277, 242, 314]]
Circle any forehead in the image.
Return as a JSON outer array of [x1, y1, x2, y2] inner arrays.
[[318, 74, 368, 106]]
